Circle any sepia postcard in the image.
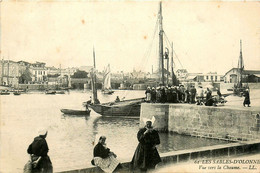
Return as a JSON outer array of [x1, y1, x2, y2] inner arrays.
[[0, 0, 260, 173]]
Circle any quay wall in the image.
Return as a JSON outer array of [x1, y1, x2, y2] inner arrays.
[[57, 140, 260, 173], [140, 103, 260, 141]]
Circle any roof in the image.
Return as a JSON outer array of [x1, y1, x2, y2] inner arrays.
[[186, 76, 196, 80], [224, 68, 260, 77], [243, 70, 260, 75], [176, 69, 188, 73]]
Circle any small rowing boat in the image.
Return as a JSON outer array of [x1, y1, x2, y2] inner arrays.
[[60, 109, 91, 116]]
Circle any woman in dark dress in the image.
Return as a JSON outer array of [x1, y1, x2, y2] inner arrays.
[[25, 129, 53, 173], [131, 121, 161, 172], [243, 89, 251, 107]]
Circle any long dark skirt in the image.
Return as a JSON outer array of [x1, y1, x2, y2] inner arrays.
[[243, 97, 250, 105], [24, 156, 53, 173], [131, 143, 161, 171]]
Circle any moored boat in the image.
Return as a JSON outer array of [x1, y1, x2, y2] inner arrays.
[[13, 90, 21, 95], [45, 89, 56, 95], [60, 109, 91, 116], [88, 97, 145, 116], [0, 90, 10, 95], [87, 48, 146, 117], [56, 90, 65, 94]]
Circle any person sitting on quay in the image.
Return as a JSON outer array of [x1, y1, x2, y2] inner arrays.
[[115, 96, 120, 103], [145, 87, 151, 103], [131, 120, 161, 172], [24, 129, 53, 173], [92, 136, 121, 173]]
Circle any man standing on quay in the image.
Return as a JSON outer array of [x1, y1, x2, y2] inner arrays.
[[131, 120, 161, 172]]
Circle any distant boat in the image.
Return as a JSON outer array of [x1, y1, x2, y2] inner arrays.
[[60, 109, 91, 116], [102, 64, 114, 95], [13, 90, 21, 95], [45, 89, 56, 95], [56, 90, 65, 94], [0, 89, 10, 95]]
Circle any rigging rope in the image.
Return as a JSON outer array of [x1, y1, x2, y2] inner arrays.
[[163, 32, 183, 69], [139, 16, 159, 71]]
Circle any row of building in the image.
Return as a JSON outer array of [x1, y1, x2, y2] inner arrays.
[[176, 68, 260, 84], [1, 59, 260, 89]]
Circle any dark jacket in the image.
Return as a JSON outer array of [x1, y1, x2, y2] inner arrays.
[[27, 136, 49, 157], [27, 136, 52, 173], [131, 128, 161, 170], [93, 143, 110, 159]]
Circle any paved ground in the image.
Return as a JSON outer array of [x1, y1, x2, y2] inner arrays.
[[152, 153, 260, 173]]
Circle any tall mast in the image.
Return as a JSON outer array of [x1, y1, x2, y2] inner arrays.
[[171, 42, 174, 85], [1, 58, 4, 85], [166, 48, 169, 85], [159, 1, 164, 85], [92, 47, 98, 103], [238, 40, 244, 88]]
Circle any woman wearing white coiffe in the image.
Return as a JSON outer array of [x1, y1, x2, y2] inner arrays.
[[93, 135, 119, 173]]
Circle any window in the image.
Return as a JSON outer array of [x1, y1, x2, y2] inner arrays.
[[215, 76, 218, 81], [211, 76, 213, 81], [206, 76, 208, 80]]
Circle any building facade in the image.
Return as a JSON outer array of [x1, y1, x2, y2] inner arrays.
[[224, 68, 260, 83], [0, 60, 20, 87]]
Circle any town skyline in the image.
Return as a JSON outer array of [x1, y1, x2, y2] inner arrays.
[[1, 1, 260, 74]]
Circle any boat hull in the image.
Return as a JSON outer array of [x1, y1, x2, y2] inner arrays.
[[60, 109, 91, 116], [89, 98, 145, 117], [0, 92, 10, 95]]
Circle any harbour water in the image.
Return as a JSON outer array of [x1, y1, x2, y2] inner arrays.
[[2, 89, 259, 172]]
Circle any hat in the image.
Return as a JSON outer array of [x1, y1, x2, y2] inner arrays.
[[38, 128, 47, 136]]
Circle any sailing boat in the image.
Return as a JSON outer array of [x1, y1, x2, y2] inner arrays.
[[233, 40, 248, 96], [88, 48, 145, 117], [88, 2, 171, 116], [102, 64, 114, 95]]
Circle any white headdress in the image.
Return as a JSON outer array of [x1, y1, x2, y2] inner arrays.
[[38, 128, 47, 136], [142, 116, 156, 125]]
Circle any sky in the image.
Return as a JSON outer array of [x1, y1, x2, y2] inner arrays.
[[1, 1, 260, 74]]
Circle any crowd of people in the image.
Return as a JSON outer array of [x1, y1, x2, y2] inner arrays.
[[144, 85, 223, 106]]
